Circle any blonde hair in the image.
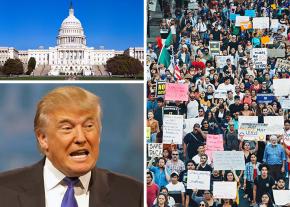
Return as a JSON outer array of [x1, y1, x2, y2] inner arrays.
[[34, 86, 102, 133]]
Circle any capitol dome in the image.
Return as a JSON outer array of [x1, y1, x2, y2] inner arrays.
[[57, 2, 86, 47]]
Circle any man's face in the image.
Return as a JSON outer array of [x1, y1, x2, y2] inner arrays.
[[200, 155, 207, 164], [261, 167, 268, 177], [277, 179, 285, 189], [171, 175, 178, 183], [147, 175, 152, 184], [37, 106, 100, 177], [172, 151, 179, 161]]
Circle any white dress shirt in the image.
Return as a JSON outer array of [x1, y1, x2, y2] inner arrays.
[[43, 158, 91, 207]]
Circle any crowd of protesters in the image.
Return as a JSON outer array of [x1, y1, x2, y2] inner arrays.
[[146, 0, 289, 206]]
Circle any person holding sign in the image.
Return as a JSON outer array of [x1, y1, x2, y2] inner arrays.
[[148, 157, 170, 188], [147, 110, 160, 143], [191, 189, 218, 207], [254, 193, 275, 207]]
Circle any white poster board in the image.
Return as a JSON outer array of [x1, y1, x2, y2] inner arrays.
[[253, 17, 270, 29], [235, 16, 250, 26], [163, 115, 184, 144], [215, 56, 234, 68], [213, 151, 245, 170], [214, 89, 227, 99], [238, 116, 258, 126], [147, 143, 163, 158], [213, 182, 237, 199], [183, 117, 203, 135], [271, 19, 279, 29], [187, 170, 211, 190], [264, 116, 284, 135], [251, 48, 268, 69], [238, 123, 267, 141], [273, 190, 290, 206], [280, 98, 290, 109], [273, 79, 290, 96]]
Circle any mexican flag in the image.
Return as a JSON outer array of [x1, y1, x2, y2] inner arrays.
[[158, 32, 172, 69]]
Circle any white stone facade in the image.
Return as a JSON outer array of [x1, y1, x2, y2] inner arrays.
[[0, 4, 144, 76]]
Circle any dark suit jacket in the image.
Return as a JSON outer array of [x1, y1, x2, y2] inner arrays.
[[0, 158, 143, 207]]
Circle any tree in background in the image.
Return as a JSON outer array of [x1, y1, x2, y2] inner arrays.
[[26, 57, 36, 75], [1, 59, 24, 75], [106, 55, 143, 77]]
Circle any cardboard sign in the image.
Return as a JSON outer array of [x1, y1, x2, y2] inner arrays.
[[275, 59, 290, 71], [214, 89, 227, 99], [215, 56, 234, 68], [213, 182, 237, 199], [245, 10, 256, 17], [235, 16, 250, 26], [148, 143, 163, 157], [183, 118, 203, 135], [146, 127, 151, 140], [273, 190, 290, 206], [253, 17, 270, 29], [238, 123, 267, 141], [187, 170, 211, 190], [273, 79, 290, 96], [156, 81, 166, 97], [206, 134, 224, 161], [209, 41, 220, 56], [163, 115, 183, 144], [240, 21, 252, 31], [267, 49, 285, 58], [251, 48, 268, 69], [256, 94, 275, 104], [213, 151, 245, 170], [264, 116, 284, 135], [165, 83, 189, 102], [163, 106, 179, 115]]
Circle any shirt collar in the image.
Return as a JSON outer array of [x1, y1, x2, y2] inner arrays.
[[43, 157, 91, 193]]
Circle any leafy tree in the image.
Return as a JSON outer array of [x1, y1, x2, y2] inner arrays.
[[106, 55, 143, 77], [26, 57, 36, 75], [2, 59, 24, 75]]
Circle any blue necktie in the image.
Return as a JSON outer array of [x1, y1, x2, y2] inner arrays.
[[61, 177, 79, 207]]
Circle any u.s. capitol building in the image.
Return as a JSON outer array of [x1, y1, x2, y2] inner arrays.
[[0, 4, 143, 76]]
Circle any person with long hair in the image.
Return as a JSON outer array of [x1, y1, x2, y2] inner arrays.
[[224, 171, 240, 205], [152, 193, 170, 207], [240, 141, 258, 164], [147, 110, 160, 143], [153, 187, 176, 207], [192, 189, 218, 207], [254, 193, 275, 207]]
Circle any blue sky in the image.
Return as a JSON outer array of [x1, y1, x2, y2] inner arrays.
[[0, 0, 144, 50]]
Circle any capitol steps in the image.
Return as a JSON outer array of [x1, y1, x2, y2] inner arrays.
[[92, 65, 109, 76]]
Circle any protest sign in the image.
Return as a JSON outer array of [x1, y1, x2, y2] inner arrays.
[[238, 123, 267, 141], [238, 116, 258, 125], [271, 19, 279, 29], [148, 0, 157, 11], [264, 116, 284, 135], [235, 16, 250, 26], [273, 79, 290, 96], [156, 81, 166, 97], [261, 36, 270, 44], [209, 41, 220, 56], [206, 134, 224, 161], [280, 98, 290, 109], [187, 170, 211, 190], [240, 21, 252, 31], [148, 143, 163, 158], [275, 59, 290, 71], [213, 182, 237, 199], [163, 106, 179, 115], [213, 151, 245, 170], [251, 48, 267, 69], [267, 49, 285, 58], [163, 115, 183, 144], [245, 10, 256, 17], [183, 118, 203, 135], [214, 89, 227, 99], [256, 94, 275, 104], [229, 13, 239, 21], [165, 83, 189, 102], [215, 56, 234, 68], [273, 190, 290, 206], [146, 127, 151, 141], [253, 17, 270, 29]]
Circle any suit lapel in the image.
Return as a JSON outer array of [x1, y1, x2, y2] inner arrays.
[[18, 158, 46, 207], [89, 168, 110, 207]]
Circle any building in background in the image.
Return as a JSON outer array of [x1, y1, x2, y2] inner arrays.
[[0, 3, 143, 76]]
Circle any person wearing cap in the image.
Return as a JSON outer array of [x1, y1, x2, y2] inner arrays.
[[165, 171, 185, 207], [263, 135, 286, 181]]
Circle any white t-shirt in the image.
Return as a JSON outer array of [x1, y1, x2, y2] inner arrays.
[[217, 83, 235, 93], [192, 154, 211, 165], [166, 182, 186, 193]]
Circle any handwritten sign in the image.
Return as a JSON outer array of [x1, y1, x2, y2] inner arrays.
[[251, 48, 267, 69], [273, 79, 290, 96], [163, 115, 183, 144], [238, 123, 267, 141], [187, 170, 211, 190], [238, 116, 258, 126], [165, 83, 189, 101], [206, 134, 224, 161], [256, 94, 275, 104], [275, 59, 290, 71], [264, 116, 284, 135], [213, 182, 237, 199], [214, 89, 227, 99], [271, 19, 279, 29], [235, 16, 250, 26], [273, 190, 290, 206], [209, 41, 220, 56], [267, 49, 285, 58], [215, 56, 234, 68], [213, 151, 245, 170], [183, 118, 203, 135], [148, 143, 163, 158], [280, 98, 290, 109], [253, 17, 270, 29], [156, 81, 166, 97]]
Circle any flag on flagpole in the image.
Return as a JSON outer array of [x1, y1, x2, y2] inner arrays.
[[158, 32, 172, 69]]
